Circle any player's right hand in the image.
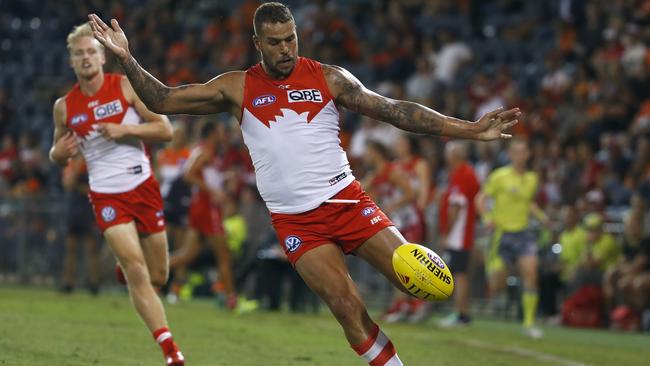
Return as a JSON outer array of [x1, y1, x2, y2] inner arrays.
[[53, 131, 79, 161], [88, 14, 130, 60]]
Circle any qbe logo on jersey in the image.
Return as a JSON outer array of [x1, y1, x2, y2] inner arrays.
[[287, 89, 322, 103], [101, 206, 116, 222], [284, 235, 302, 253], [93, 99, 123, 120]]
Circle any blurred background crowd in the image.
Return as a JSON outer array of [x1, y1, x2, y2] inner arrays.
[[1, 0, 649, 331]]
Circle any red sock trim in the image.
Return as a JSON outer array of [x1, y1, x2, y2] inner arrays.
[[351, 324, 380, 355], [153, 326, 170, 341], [369, 340, 397, 366]]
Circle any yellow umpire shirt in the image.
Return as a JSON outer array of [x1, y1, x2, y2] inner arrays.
[[483, 166, 538, 232]]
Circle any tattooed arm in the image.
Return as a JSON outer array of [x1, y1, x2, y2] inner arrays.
[[323, 65, 521, 140], [88, 14, 242, 115]]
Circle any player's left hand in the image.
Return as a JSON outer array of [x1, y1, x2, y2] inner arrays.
[[96, 123, 127, 140], [473, 107, 521, 141]]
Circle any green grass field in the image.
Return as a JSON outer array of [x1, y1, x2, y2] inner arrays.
[[0, 287, 648, 366]]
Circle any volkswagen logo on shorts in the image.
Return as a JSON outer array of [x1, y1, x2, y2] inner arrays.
[[284, 235, 302, 253], [428, 252, 445, 269], [361, 206, 376, 217], [101, 206, 116, 222]]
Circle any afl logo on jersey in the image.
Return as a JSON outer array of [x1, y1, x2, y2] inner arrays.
[[253, 94, 276, 108], [101, 206, 116, 222], [361, 206, 376, 217], [284, 235, 302, 253], [93, 100, 123, 120], [70, 113, 88, 125], [287, 89, 323, 103]]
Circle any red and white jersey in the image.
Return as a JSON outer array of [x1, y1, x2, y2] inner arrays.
[[371, 163, 420, 233], [187, 143, 225, 203], [241, 57, 354, 214], [439, 163, 480, 250], [64, 73, 150, 193]]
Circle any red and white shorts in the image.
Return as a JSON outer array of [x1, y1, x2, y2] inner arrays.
[[88, 175, 165, 234], [188, 197, 225, 235], [271, 180, 394, 266]]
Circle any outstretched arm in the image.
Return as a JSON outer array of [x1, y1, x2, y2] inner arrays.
[[88, 14, 239, 116], [324, 65, 520, 140]]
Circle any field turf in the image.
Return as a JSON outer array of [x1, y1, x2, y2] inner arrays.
[[0, 287, 648, 365]]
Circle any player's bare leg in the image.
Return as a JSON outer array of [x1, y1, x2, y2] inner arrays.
[[105, 222, 184, 365], [518, 254, 542, 338], [208, 233, 236, 309], [295, 243, 403, 366], [353, 227, 409, 294], [139, 231, 170, 286], [168, 229, 202, 300]]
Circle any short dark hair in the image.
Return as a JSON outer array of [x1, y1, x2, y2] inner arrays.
[[253, 2, 294, 36]]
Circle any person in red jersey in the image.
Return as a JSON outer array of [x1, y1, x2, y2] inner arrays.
[[383, 134, 432, 323], [48, 22, 184, 366], [168, 121, 237, 309], [438, 141, 480, 327], [89, 3, 520, 364]]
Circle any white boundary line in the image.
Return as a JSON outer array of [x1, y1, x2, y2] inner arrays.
[[462, 339, 590, 366]]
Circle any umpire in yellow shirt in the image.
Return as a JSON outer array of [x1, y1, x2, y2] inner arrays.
[[476, 139, 548, 339]]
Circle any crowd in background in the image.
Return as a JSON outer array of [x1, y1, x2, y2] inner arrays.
[[1, 0, 650, 330]]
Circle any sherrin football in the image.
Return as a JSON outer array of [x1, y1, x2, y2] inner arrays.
[[392, 243, 454, 301]]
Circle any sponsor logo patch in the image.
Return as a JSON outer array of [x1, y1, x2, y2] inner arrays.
[[127, 165, 143, 174], [361, 206, 376, 217], [370, 215, 382, 225], [284, 235, 302, 253], [287, 89, 323, 103], [253, 94, 277, 108], [93, 100, 123, 120], [328, 172, 347, 186], [101, 206, 116, 222], [70, 113, 88, 125], [428, 252, 446, 269]]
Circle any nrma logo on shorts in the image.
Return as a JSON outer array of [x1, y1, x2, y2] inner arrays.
[[253, 94, 276, 108], [93, 100, 123, 120], [101, 206, 116, 222], [284, 235, 302, 253], [70, 113, 88, 125], [287, 89, 322, 103], [361, 206, 376, 217]]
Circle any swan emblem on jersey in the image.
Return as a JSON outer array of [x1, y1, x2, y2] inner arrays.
[[270, 108, 311, 126]]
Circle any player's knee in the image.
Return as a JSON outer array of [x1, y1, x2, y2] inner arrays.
[[324, 290, 365, 322], [123, 261, 150, 286], [150, 267, 169, 287]]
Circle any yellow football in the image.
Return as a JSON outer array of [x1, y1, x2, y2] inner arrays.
[[392, 243, 454, 301]]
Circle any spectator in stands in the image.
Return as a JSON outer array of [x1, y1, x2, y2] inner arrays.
[[565, 213, 620, 291], [603, 194, 650, 319]]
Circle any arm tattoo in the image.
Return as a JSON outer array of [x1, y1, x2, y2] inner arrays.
[[121, 56, 171, 113], [328, 65, 456, 136]]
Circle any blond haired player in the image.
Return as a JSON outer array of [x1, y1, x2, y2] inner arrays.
[[49, 22, 184, 365], [89, 3, 520, 364]]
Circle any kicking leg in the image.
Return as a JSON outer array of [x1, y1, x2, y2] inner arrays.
[[295, 244, 403, 366]]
